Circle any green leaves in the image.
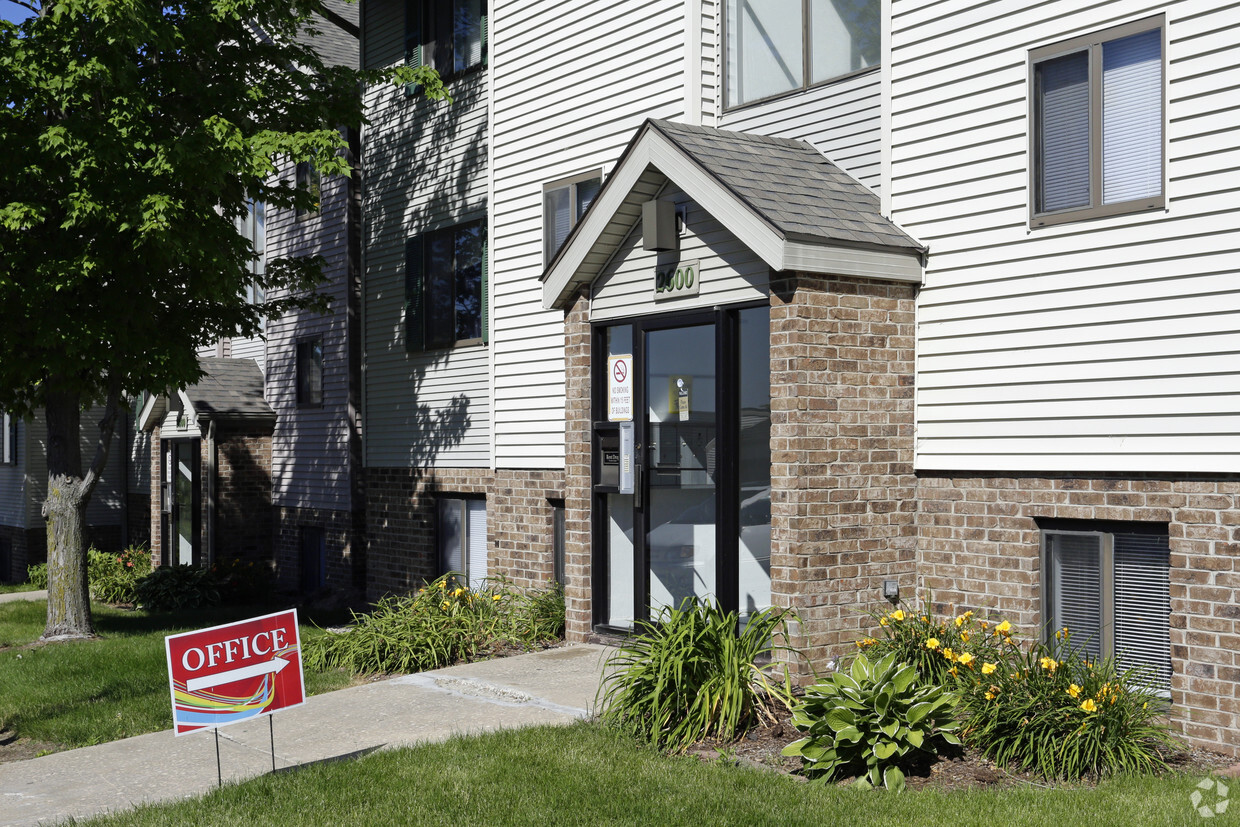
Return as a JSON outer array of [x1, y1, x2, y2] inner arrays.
[[785, 652, 961, 791]]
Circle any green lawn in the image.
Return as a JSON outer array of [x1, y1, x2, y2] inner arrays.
[[0, 581, 40, 595], [82, 723, 1230, 827], [0, 600, 353, 749]]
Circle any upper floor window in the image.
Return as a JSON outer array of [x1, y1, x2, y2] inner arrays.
[[544, 170, 602, 264], [1031, 17, 1164, 226], [2, 414, 16, 466], [296, 339, 323, 407], [406, 0, 487, 84], [236, 198, 266, 309], [725, 0, 879, 109], [295, 161, 321, 220], [405, 219, 487, 351]]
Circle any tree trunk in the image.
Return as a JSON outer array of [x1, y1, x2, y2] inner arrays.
[[41, 379, 120, 641], [43, 473, 94, 639]]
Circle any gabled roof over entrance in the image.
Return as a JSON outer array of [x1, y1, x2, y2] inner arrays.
[[541, 119, 926, 310], [138, 357, 274, 432]]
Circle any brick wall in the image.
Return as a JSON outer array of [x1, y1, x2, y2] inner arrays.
[[274, 505, 361, 595], [213, 432, 273, 562], [917, 473, 1240, 757], [769, 273, 918, 675], [0, 525, 44, 582], [365, 466, 565, 600]]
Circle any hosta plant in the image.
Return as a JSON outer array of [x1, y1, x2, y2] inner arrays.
[[782, 652, 961, 791]]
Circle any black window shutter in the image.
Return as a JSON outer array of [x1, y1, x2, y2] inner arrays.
[[480, 229, 489, 344], [404, 0, 423, 97], [405, 236, 426, 353]]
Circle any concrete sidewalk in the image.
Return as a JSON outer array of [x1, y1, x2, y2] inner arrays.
[[0, 590, 47, 605], [0, 643, 610, 826]]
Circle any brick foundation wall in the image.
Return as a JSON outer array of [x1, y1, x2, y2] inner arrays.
[[769, 273, 918, 676], [917, 473, 1240, 757], [0, 525, 44, 582], [274, 505, 361, 595], [365, 467, 566, 600]]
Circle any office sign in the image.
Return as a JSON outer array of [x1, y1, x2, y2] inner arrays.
[[165, 609, 305, 735]]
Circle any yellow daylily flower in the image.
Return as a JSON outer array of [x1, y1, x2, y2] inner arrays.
[[1039, 657, 1058, 672], [1067, 684, 1082, 698], [926, 638, 940, 650], [1080, 699, 1097, 713], [984, 691, 995, 700], [891, 610, 906, 622], [981, 662, 997, 675], [995, 620, 1012, 635], [960, 631, 971, 643], [492, 594, 503, 601], [957, 652, 975, 666]]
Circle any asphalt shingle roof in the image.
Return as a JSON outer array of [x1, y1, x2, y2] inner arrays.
[[187, 358, 274, 423], [647, 119, 923, 252]]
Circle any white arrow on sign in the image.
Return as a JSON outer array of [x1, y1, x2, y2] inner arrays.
[[186, 656, 290, 692]]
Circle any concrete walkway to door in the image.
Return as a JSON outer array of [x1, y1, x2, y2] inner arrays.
[[0, 643, 610, 826]]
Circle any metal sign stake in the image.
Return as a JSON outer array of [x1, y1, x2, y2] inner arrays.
[[214, 728, 222, 788], [269, 715, 276, 773]]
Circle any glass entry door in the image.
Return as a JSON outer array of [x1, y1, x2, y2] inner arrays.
[[594, 306, 770, 630], [163, 440, 199, 567], [645, 323, 716, 613]]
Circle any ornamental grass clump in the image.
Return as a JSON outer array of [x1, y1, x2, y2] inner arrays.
[[596, 597, 798, 754], [782, 651, 961, 792], [303, 574, 565, 675]]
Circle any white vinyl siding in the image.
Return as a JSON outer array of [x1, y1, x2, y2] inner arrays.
[[590, 190, 769, 322], [892, 0, 1240, 474], [720, 66, 881, 189], [266, 154, 358, 511], [364, 0, 490, 469], [490, 0, 686, 467]]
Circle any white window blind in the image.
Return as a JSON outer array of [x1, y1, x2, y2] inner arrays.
[[454, 0, 483, 72], [439, 498, 464, 576], [545, 187, 570, 260], [1036, 51, 1090, 213], [727, 0, 803, 106], [466, 498, 487, 590], [1, 414, 14, 465], [1113, 532, 1171, 688], [1049, 533, 1103, 660], [809, 0, 879, 83], [1102, 29, 1162, 204]]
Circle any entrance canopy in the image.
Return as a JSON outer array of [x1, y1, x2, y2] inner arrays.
[[541, 119, 926, 310], [138, 357, 274, 434]]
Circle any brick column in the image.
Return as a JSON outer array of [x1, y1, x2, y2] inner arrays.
[[563, 290, 594, 641], [769, 272, 918, 677]]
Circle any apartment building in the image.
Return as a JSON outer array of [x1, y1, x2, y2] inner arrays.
[[359, 0, 1237, 756]]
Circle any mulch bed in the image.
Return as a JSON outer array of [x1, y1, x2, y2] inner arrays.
[[687, 710, 1240, 792]]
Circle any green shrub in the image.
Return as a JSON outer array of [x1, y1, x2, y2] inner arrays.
[[860, 596, 1008, 686], [88, 546, 153, 604], [782, 652, 961, 792], [209, 556, 275, 605], [25, 562, 48, 589], [596, 598, 798, 754], [303, 574, 565, 675], [134, 564, 221, 612], [957, 629, 1175, 779]]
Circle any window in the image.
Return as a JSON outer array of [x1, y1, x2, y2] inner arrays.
[[405, 0, 487, 90], [439, 497, 487, 590], [295, 161, 321, 220], [1031, 17, 1164, 225], [296, 339, 323, 407], [551, 500, 566, 587], [725, 0, 879, 108], [300, 526, 326, 592], [1043, 524, 1171, 694], [405, 219, 487, 351], [2, 414, 16, 465], [236, 198, 266, 308], [544, 171, 602, 263]]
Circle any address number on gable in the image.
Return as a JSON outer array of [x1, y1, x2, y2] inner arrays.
[[653, 260, 700, 301]]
